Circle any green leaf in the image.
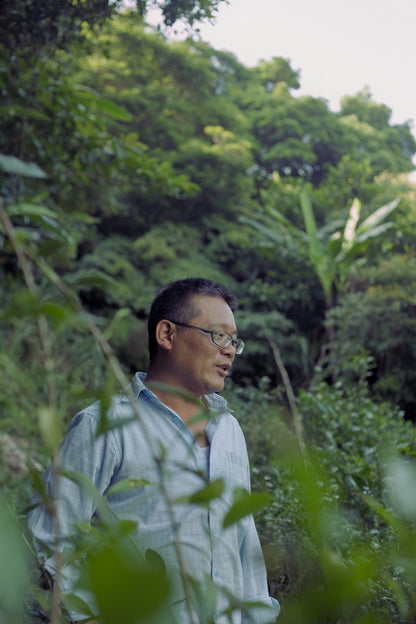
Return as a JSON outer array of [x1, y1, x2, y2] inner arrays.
[[265, 205, 306, 238], [0, 500, 31, 621], [0, 104, 50, 121], [59, 469, 116, 525], [6, 202, 57, 219], [300, 190, 334, 302], [2, 289, 40, 319], [65, 269, 118, 289], [76, 85, 133, 121], [327, 231, 343, 258], [145, 548, 166, 577], [300, 189, 318, 241], [174, 479, 225, 507], [106, 478, 152, 497], [93, 98, 133, 121], [38, 301, 75, 324], [0, 154, 48, 178], [146, 381, 208, 408], [223, 489, 270, 529], [62, 593, 97, 620], [38, 406, 62, 452], [384, 459, 416, 521], [356, 198, 400, 236], [240, 216, 289, 246], [103, 307, 132, 340], [354, 222, 394, 244], [85, 544, 170, 624]]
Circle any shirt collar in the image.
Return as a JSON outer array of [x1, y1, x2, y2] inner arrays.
[[130, 372, 229, 414]]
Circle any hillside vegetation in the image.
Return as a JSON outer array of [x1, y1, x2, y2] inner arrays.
[[1, 2, 416, 622]]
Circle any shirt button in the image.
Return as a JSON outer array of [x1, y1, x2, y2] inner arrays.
[[212, 527, 219, 536], [214, 571, 220, 578]]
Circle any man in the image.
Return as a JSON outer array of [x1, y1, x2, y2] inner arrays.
[[28, 278, 280, 623]]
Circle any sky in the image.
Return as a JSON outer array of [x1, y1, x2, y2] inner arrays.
[[194, 0, 415, 131], [145, 0, 416, 174]]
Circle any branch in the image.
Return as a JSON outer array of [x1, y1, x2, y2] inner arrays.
[[267, 336, 306, 456]]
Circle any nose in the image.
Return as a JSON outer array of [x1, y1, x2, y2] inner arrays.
[[220, 342, 236, 359]]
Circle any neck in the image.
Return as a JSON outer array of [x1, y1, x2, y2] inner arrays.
[[145, 365, 210, 447], [144, 366, 203, 420]]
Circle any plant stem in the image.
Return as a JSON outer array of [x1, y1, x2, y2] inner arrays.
[[267, 336, 306, 455]]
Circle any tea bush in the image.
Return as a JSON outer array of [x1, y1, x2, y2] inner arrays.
[[228, 369, 416, 622]]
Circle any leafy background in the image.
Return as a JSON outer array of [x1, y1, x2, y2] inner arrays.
[[1, 1, 416, 622]]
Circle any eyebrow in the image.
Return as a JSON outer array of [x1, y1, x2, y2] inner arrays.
[[208, 323, 238, 336]]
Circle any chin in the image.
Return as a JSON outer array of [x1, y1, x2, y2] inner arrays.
[[211, 380, 225, 393]]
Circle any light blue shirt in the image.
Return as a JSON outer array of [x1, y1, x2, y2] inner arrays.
[[28, 373, 280, 623]]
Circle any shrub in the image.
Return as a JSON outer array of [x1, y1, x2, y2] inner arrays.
[[229, 372, 416, 623]]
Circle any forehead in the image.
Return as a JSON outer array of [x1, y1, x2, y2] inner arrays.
[[190, 295, 236, 329]]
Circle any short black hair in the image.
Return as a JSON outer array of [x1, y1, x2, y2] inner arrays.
[[147, 278, 238, 362]]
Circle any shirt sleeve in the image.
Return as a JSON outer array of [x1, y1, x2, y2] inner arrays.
[[239, 513, 280, 623], [27, 406, 122, 620]]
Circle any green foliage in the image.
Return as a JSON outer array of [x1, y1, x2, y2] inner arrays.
[[223, 488, 270, 529], [299, 191, 400, 307], [79, 541, 170, 624], [0, 0, 113, 54], [326, 254, 416, 418], [245, 87, 344, 184], [130, 0, 227, 28], [1, 3, 416, 622], [0, 0, 227, 56], [255, 57, 301, 92], [243, 190, 401, 312], [0, 499, 31, 624], [230, 373, 416, 623], [339, 88, 416, 174]]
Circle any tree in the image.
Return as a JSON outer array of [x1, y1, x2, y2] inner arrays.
[[0, 0, 227, 54], [244, 84, 344, 185], [339, 88, 416, 175]]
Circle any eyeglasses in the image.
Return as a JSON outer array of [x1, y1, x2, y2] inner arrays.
[[169, 320, 245, 354]]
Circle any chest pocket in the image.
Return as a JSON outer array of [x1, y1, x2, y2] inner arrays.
[[220, 451, 250, 501]]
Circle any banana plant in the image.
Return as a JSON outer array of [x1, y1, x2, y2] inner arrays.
[[242, 191, 400, 311], [300, 190, 400, 308]]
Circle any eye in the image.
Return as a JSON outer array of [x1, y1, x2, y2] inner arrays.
[[213, 331, 230, 346]]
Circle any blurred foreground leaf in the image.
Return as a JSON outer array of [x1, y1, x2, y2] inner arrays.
[[223, 488, 270, 529], [0, 499, 31, 623], [174, 479, 225, 508], [83, 544, 170, 624], [0, 154, 48, 178]]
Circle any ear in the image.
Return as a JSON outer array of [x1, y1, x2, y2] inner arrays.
[[155, 320, 176, 352]]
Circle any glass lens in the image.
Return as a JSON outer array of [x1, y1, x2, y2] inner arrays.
[[212, 331, 244, 354], [212, 330, 229, 347], [235, 339, 244, 354]]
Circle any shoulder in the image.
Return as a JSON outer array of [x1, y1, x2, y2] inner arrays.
[[66, 391, 134, 441], [205, 393, 247, 444], [205, 392, 240, 426], [70, 372, 147, 431], [204, 391, 230, 413]]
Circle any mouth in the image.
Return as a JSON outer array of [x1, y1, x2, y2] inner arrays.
[[216, 364, 231, 377]]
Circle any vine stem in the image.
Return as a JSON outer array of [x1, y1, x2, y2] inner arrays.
[[267, 335, 306, 456]]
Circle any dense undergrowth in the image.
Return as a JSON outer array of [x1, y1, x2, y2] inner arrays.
[[2, 353, 416, 622]]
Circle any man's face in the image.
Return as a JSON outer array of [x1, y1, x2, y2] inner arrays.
[[170, 295, 238, 396]]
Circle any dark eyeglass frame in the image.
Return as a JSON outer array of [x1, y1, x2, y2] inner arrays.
[[168, 320, 245, 354]]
